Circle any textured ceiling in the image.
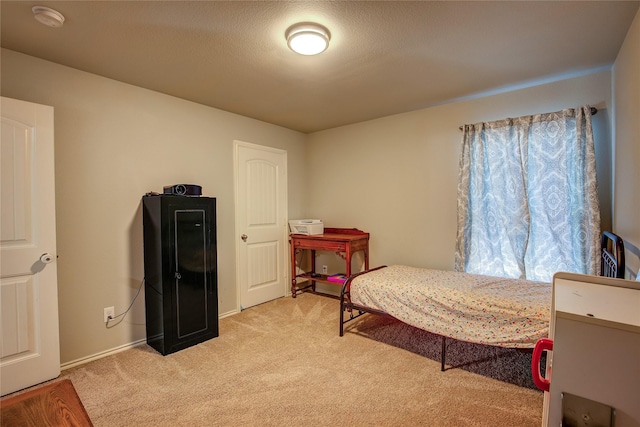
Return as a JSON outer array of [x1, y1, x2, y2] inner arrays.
[[1, 1, 638, 133]]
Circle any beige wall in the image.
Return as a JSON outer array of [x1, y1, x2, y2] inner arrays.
[[305, 71, 614, 275], [1, 48, 307, 365], [613, 9, 640, 279], [3, 19, 635, 364]]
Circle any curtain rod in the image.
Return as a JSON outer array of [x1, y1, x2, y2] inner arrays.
[[458, 107, 598, 131]]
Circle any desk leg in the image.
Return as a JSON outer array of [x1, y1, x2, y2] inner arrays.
[[310, 249, 316, 291], [364, 246, 369, 271], [290, 242, 298, 298]]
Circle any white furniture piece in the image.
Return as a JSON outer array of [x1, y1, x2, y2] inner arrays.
[[541, 273, 640, 427]]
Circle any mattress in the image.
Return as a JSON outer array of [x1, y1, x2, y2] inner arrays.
[[350, 265, 551, 348]]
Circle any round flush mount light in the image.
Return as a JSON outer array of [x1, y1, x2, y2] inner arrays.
[[285, 22, 330, 55], [32, 6, 65, 28]]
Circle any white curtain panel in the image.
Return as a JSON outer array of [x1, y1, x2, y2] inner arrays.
[[455, 106, 601, 282]]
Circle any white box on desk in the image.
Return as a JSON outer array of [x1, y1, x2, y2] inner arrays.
[[289, 219, 324, 235]]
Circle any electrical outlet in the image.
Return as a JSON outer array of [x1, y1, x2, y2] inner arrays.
[[322, 265, 328, 274], [104, 306, 114, 323]]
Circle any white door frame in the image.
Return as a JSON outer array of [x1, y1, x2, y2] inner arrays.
[[233, 140, 289, 311]]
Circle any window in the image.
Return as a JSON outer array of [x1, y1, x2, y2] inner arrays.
[[455, 106, 600, 282]]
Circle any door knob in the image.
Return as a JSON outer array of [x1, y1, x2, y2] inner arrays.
[[40, 253, 55, 264], [241, 234, 248, 242]]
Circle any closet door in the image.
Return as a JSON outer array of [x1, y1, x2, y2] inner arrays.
[[234, 141, 288, 309]]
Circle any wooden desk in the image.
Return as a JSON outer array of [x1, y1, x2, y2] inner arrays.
[[290, 227, 369, 297]]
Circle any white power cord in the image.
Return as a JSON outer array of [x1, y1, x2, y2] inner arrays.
[[106, 277, 145, 323]]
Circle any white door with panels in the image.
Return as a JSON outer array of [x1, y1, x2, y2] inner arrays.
[[1, 97, 60, 396], [234, 141, 288, 309]]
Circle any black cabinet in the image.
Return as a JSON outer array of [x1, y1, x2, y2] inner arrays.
[[142, 195, 218, 355]]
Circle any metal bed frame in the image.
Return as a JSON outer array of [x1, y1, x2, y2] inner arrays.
[[601, 231, 625, 279], [339, 232, 626, 372], [339, 266, 451, 371]]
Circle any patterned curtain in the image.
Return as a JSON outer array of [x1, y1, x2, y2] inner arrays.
[[455, 106, 601, 282]]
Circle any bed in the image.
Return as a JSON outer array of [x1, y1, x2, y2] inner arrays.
[[339, 232, 625, 371]]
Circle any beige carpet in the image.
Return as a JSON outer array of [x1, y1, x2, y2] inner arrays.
[[57, 292, 543, 426]]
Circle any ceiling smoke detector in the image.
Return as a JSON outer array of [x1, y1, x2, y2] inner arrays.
[[32, 6, 65, 28]]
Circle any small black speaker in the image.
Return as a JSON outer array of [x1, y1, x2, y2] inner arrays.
[[163, 184, 202, 196]]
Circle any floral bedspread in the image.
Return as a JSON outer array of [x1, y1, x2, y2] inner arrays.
[[350, 265, 551, 348]]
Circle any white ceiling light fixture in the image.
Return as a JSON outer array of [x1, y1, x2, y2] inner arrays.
[[32, 6, 65, 28], [285, 22, 330, 56]]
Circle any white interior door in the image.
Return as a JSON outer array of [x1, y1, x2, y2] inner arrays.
[[234, 141, 288, 309], [1, 97, 60, 396]]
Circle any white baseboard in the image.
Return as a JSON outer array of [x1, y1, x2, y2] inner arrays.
[[60, 311, 241, 371], [61, 338, 147, 371], [314, 282, 341, 297], [219, 308, 240, 318]]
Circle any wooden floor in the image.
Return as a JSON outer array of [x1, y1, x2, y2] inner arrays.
[[1, 379, 93, 426]]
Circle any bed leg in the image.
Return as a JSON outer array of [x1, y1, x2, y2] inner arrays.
[[339, 295, 345, 337], [441, 336, 446, 372]]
